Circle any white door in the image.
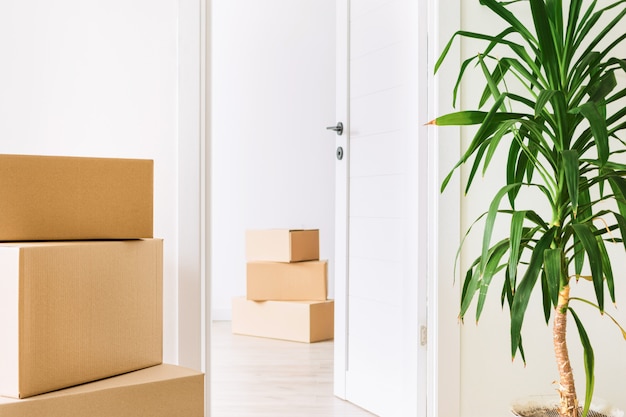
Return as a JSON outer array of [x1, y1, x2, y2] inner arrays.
[[334, 0, 430, 415]]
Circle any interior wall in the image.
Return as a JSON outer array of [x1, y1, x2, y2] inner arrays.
[[431, 0, 461, 416], [457, 3, 626, 416], [0, 0, 180, 364], [211, 0, 336, 319]]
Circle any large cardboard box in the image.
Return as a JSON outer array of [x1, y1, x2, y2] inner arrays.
[[245, 229, 319, 262], [232, 297, 334, 343], [246, 260, 327, 301], [0, 154, 153, 241], [0, 364, 204, 417], [0, 239, 163, 399]]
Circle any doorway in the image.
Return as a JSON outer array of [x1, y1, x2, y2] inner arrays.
[[205, 0, 462, 416], [210, 0, 337, 325]]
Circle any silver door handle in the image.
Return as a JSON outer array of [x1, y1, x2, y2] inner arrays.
[[326, 122, 343, 136]]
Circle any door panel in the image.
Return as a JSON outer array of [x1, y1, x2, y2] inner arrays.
[[349, 258, 403, 305], [350, 88, 408, 136], [350, 1, 407, 59], [345, 1, 419, 415], [335, 0, 427, 415], [350, 42, 407, 96], [347, 298, 404, 414], [336, 0, 462, 416], [350, 132, 406, 177], [349, 175, 404, 218]]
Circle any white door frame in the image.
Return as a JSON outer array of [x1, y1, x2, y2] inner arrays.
[[427, 0, 461, 416], [333, 0, 349, 400], [176, 0, 211, 415], [202, 1, 211, 415], [177, 0, 204, 373], [334, 0, 462, 415]]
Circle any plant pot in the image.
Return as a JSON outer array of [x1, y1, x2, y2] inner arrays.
[[511, 396, 624, 417]]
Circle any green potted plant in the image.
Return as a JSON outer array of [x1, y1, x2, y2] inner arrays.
[[430, 1, 626, 416]]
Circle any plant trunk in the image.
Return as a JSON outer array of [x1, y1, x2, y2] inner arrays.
[[554, 285, 578, 417]]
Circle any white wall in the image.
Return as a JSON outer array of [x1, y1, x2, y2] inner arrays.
[[211, 0, 336, 319], [431, 1, 462, 416], [0, 0, 181, 364], [456, 3, 626, 416]]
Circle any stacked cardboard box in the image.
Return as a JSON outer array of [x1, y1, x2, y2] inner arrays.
[[232, 229, 334, 343], [0, 154, 203, 416]]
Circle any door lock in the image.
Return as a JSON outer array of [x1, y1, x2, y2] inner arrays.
[[336, 146, 344, 160], [326, 122, 343, 136]]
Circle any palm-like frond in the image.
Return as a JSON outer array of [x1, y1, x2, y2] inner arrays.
[[432, 1, 626, 415]]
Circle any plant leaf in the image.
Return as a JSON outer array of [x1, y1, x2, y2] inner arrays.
[[480, 0, 539, 50], [588, 72, 617, 104], [577, 177, 593, 222], [563, 150, 580, 217], [575, 2, 626, 72], [573, 233, 585, 277], [572, 223, 604, 312], [480, 184, 522, 277], [508, 211, 527, 283], [570, 297, 626, 340], [510, 228, 556, 359], [568, 307, 595, 417], [429, 110, 527, 126], [466, 140, 491, 195], [502, 268, 515, 310], [544, 247, 563, 308], [535, 90, 556, 118], [612, 211, 626, 252], [529, 0, 559, 88], [507, 133, 525, 207], [564, 0, 584, 55], [460, 267, 480, 321], [540, 270, 552, 324], [570, 102, 609, 166], [476, 240, 510, 323], [482, 123, 510, 177], [479, 58, 511, 108], [608, 175, 626, 220], [596, 234, 615, 304]]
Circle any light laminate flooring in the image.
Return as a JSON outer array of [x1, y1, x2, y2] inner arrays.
[[211, 321, 375, 417]]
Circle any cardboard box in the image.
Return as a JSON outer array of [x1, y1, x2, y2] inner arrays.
[[246, 260, 327, 301], [232, 297, 334, 343], [0, 239, 163, 398], [0, 154, 153, 240], [245, 229, 319, 262], [0, 364, 204, 417]]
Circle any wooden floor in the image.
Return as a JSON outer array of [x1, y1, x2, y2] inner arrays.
[[210, 321, 375, 417]]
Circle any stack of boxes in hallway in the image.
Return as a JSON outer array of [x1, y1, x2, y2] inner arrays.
[[232, 229, 334, 343], [0, 154, 203, 417]]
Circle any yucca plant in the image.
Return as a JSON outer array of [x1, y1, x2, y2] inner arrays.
[[430, 1, 626, 416]]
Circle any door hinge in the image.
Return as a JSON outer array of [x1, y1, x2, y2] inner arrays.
[[420, 326, 428, 346]]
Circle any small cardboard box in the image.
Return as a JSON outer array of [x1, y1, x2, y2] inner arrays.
[[0, 364, 204, 417], [246, 260, 327, 301], [232, 297, 334, 343], [0, 239, 163, 399], [245, 229, 319, 262], [0, 153, 153, 241]]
